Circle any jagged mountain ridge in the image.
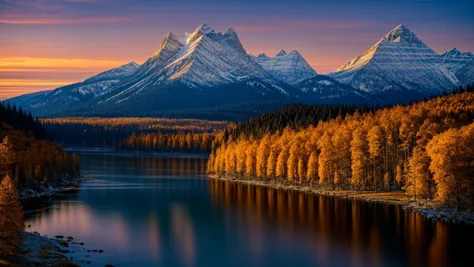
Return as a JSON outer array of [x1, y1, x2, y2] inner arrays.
[[10, 24, 356, 119], [251, 50, 317, 85], [437, 48, 474, 73], [96, 24, 283, 106], [7, 23, 472, 120]]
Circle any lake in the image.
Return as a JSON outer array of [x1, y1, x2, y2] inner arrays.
[[25, 151, 472, 267]]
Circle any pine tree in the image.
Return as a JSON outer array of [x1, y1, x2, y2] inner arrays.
[[0, 137, 14, 178], [0, 174, 24, 258]]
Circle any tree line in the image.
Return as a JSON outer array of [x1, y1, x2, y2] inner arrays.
[[118, 131, 215, 152], [0, 102, 49, 139], [42, 117, 229, 148], [208, 88, 474, 209], [0, 102, 80, 191]]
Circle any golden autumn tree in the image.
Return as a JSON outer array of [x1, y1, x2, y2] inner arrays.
[[235, 140, 248, 176], [287, 139, 302, 182], [245, 141, 258, 177], [368, 125, 384, 191], [350, 128, 368, 189], [317, 131, 333, 185], [427, 123, 474, 207], [0, 174, 24, 258], [224, 143, 236, 174], [395, 164, 403, 188], [406, 146, 430, 200], [256, 134, 271, 178], [0, 137, 14, 178], [332, 124, 352, 186], [306, 151, 318, 184], [266, 149, 278, 178], [275, 148, 288, 179]]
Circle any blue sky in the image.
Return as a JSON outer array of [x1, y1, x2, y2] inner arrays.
[[1, 0, 473, 99]]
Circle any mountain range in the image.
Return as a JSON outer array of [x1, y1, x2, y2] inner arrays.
[[6, 24, 474, 120]]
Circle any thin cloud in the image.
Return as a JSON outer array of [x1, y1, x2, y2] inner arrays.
[[0, 57, 129, 69], [0, 16, 132, 24]]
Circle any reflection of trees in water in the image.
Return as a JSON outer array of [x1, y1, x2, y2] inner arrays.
[[209, 179, 451, 267], [83, 155, 208, 178]]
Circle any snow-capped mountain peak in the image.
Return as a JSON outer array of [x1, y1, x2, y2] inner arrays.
[[251, 49, 316, 85], [85, 61, 140, 83], [153, 32, 183, 57], [383, 24, 426, 47], [276, 49, 287, 56], [95, 24, 277, 105], [330, 24, 458, 96], [187, 24, 215, 43], [221, 28, 246, 53], [438, 48, 474, 72]]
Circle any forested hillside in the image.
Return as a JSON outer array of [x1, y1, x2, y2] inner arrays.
[[119, 132, 215, 153], [227, 104, 375, 139], [0, 102, 80, 191], [208, 87, 474, 209], [42, 117, 229, 148]]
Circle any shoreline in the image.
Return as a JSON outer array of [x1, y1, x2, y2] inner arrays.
[[209, 175, 474, 225], [20, 175, 92, 202], [13, 176, 111, 267]]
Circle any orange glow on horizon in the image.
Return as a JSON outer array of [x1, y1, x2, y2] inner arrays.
[[0, 57, 132, 99], [0, 57, 130, 69]]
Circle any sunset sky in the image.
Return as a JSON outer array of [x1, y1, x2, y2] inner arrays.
[[1, 0, 473, 99]]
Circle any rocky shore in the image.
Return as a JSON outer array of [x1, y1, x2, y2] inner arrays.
[[12, 232, 111, 267], [20, 175, 92, 201], [210, 175, 474, 225], [3, 175, 111, 267]]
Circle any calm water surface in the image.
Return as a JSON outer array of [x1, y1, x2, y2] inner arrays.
[[26, 151, 472, 267]]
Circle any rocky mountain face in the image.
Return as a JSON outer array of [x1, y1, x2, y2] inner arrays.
[[7, 62, 140, 116], [329, 25, 460, 100], [297, 75, 373, 104], [455, 60, 474, 87], [437, 48, 474, 73], [251, 50, 317, 85]]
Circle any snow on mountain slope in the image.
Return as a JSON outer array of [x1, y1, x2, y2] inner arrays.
[[455, 60, 474, 87], [296, 75, 374, 104], [251, 50, 317, 85], [329, 25, 458, 96], [437, 48, 474, 73], [7, 62, 140, 116], [99, 24, 281, 105]]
